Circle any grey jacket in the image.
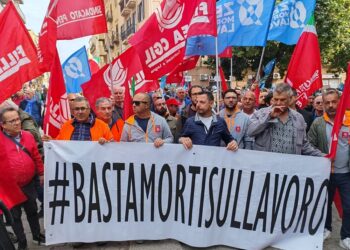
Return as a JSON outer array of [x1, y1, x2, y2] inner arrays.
[[219, 109, 253, 149], [121, 112, 173, 143], [247, 107, 323, 156]]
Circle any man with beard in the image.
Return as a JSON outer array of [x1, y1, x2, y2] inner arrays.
[[175, 85, 203, 142], [219, 89, 253, 149], [154, 98, 177, 138], [179, 91, 238, 151], [247, 83, 322, 156], [120, 93, 173, 146], [308, 88, 350, 248]]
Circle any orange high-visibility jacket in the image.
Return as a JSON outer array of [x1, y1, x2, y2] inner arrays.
[[111, 118, 124, 142]]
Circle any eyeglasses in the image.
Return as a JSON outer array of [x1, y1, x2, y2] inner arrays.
[[4, 117, 21, 125], [73, 107, 89, 112], [133, 101, 148, 106]]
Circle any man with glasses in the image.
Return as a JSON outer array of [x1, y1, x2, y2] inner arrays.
[[219, 89, 253, 149], [121, 93, 173, 147], [312, 94, 324, 120], [175, 85, 203, 142], [0, 107, 45, 249], [308, 89, 350, 249], [55, 96, 113, 143]]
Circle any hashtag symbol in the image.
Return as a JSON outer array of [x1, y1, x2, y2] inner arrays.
[[49, 162, 70, 225]]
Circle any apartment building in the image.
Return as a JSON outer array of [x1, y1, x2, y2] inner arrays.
[[89, 0, 161, 66]]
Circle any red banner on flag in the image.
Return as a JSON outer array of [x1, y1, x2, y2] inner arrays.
[[285, 18, 322, 108], [219, 66, 228, 92], [56, 0, 107, 40], [82, 47, 156, 120], [166, 56, 199, 84], [0, 2, 42, 104], [130, 0, 216, 80], [43, 51, 71, 138], [38, 0, 58, 72]]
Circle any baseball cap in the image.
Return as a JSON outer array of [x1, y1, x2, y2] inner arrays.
[[166, 98, 180, 106]]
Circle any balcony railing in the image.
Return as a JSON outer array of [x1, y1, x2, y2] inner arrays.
[[121, 25, 135, 42]]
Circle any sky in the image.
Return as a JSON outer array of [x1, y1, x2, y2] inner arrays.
[[21, 0, 90, 62]]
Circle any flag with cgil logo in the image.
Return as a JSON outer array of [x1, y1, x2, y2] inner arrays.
[[285, 16, 322, 109], [43, 50, 71, 138], [82, 47, 159, 120], [130, 0, 217, 80], [62, 46, 91, 93], [268, 0, 316, 45], [0, 1, 42, 104]]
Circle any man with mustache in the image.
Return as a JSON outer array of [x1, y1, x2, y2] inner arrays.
[[308, 88, 350, 249]]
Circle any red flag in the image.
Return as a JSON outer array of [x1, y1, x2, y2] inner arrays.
[[219, 66, 228, 92], [56, 0, 107, 40], [0, 2, 42, 103], [285, 17, 322, 109], [166, 56, 199, 84], [82, 47, 150, 119], [219, 47, 232, 58], [88, 59, 100, 75], [327, 63, 350, 159], [43, 51, 71, 138], [38, 0, 58, 72], [0, 131, 27, 210], [129, 0, 216, 80]]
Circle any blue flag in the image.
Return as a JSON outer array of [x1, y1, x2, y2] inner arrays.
[[186, 0, 276, 56], [267, 0, 316, 45], [62, 46, 91, 94]]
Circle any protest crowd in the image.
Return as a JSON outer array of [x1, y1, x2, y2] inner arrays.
[[0, 0, 349, 250]]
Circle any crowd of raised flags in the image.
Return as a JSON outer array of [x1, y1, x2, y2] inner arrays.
[[0, 0, 349, 186]]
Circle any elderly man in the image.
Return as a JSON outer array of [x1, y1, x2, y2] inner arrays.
[[247, 83, 322, 156], [19, 88, 42, 126], [241, 90, 256, 118], [308, 88, 350, 248], [313, 94, 324, 120], [219, 89, 253, 149], [121, 93, 173, 147], [0, 107, 45, 249], [179, 91, 238, 151], [111, 85, 125, 120], [95, 97, 124, 142], [154, 97, 177, 138], [55, 96, 113, 143]]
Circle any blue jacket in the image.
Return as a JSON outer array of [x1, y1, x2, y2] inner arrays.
[[181, 113, 234, 146]]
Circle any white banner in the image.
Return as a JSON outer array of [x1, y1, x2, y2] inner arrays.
[[44, 141, 331, 249]]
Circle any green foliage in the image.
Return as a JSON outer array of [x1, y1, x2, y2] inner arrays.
[[214, 0, 350, 80]]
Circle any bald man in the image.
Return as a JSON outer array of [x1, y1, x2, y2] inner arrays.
[[120, 93, 173, 147], [242, 91, 256, 118]]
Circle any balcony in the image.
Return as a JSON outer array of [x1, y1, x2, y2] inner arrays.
[[106, 10, 113, 22], [111, 31, 119, 45], [125, 0, 136, 9], [121, 25, 135, 43]]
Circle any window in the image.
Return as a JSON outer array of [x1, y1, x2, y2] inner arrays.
[[137, 0, 144, 22]]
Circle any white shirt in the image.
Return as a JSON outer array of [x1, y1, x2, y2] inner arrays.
[[198, 115, 213, 133]]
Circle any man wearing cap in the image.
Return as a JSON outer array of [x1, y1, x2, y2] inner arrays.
[[154, 98, 177, 138], [166, 98, 180, 118]]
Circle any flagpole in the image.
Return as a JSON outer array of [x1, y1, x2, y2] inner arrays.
[[215, 36, 220, 114], [105, 33, 115, 96], [256, 46, 266, 83], [230, 57, 233, 89]]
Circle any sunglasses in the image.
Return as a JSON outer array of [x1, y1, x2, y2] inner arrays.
[[133, 101, 148, 106]]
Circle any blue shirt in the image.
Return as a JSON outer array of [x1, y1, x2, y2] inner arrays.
[[181, 113, 234, 146]]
